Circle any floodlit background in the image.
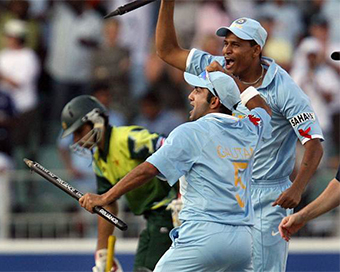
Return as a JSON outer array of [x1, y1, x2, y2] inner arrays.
[[0, 0, 339, 271]]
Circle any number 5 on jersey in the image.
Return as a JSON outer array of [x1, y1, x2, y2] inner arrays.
[[232, 162, 248, 208]]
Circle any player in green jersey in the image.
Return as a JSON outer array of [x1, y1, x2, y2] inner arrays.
[[60, 95, 176, 272]]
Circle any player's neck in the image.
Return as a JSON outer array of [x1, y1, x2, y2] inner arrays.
[[237, 62, 264, 87], [206, 107, 227, 117]]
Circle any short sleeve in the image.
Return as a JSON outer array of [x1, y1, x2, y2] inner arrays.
[[147, 124, 202, 186], [276, 77, 324, 145], [248, 108, 272, 141], [186, 49, 225, 76]]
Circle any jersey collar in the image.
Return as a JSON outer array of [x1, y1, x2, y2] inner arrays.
[[202, 112, 239, 121], [259, 56, 279, 90], [98, 125, 112, 161]]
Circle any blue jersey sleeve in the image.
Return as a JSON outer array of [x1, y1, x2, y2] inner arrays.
[[275, 75, 324, 144], [336, 165, 340, 182], [186, 49, 225, 75], [242, 108, 272, 153], [248, 108, 272, 140], [146, 123, 203, 186]]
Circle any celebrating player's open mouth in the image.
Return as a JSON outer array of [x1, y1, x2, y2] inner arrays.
[[188, 102, 195, 119], [221, 32, 264, 80], [187, 88, 210, 122], [225, 57, 235, 70]]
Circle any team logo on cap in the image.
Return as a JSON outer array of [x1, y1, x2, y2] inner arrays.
[[235, 18, 247, 25]]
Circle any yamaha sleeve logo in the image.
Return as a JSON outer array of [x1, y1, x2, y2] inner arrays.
[[289, 112, 315, 127]]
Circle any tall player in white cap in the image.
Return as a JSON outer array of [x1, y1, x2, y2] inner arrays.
[[80, 69, 272, 271], [155, 1, 324, 271]]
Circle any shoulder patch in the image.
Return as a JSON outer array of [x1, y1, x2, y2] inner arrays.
[[289, 112, 315, 128]]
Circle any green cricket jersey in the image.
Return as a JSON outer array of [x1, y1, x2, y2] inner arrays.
[[93, 125, 176, 215]]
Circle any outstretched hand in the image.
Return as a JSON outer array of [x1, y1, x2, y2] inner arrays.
[[279, 213, 306, 242], [79, 193, 106, 213]]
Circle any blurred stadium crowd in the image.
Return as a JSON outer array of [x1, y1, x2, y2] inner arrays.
[[0, 0, 339, 240]]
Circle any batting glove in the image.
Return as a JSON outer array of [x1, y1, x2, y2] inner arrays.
[[92, 249, 123, 272]]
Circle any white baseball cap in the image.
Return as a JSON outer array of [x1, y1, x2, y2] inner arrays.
[[4, 19, 27, 38], [216, 18, 267, 49], [184, 71, 240, 111]]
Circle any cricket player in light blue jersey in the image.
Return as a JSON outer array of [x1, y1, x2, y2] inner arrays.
[[155, 1, 324, 271], [80, 69, 272, 272]]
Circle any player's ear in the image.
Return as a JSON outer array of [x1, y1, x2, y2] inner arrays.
[[253, 44, 261, 58], [210, 96, 221, 110]]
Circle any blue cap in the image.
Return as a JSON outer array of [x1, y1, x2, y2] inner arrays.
[[184, 71, 240, 111], [216, 18, 267, 49]]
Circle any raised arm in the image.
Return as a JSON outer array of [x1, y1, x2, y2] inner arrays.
[[155, 0, 190, 71]]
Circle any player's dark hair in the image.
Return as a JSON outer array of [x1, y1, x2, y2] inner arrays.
[[206, 91, 232, 115], [249, 40, 257, 47]]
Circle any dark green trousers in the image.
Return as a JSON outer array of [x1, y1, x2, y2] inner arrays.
[[133, 209, 173, 271]]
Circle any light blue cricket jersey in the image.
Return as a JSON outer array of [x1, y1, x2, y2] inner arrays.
[[186, 49, 324, 181], [147, 109, 271, 226]]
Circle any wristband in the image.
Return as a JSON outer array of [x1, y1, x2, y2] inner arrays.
[[240, 86, 260, 106]]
